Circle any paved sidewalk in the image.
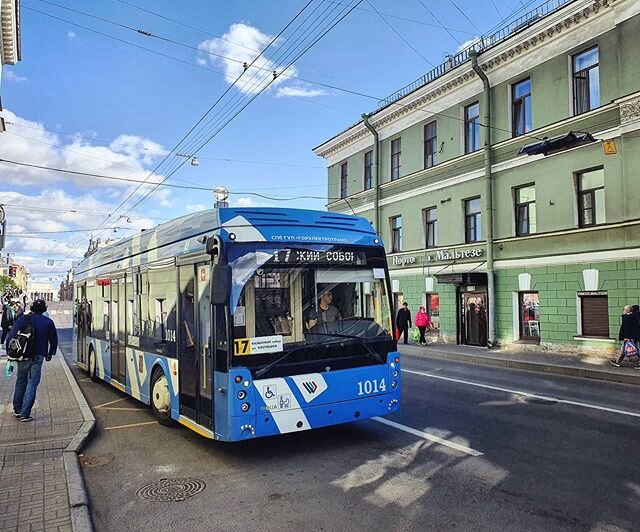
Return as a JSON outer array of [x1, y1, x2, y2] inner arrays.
[[400, 341, 640, 385], [0, 302, 94, 532]]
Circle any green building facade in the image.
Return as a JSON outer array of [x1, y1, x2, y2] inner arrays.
[[314, 0, 640, 356]]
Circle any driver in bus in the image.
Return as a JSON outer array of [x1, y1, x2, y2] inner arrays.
[[307, 288, 342, 332]]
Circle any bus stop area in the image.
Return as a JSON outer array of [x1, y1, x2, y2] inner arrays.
[[0, 303, 94, 532]]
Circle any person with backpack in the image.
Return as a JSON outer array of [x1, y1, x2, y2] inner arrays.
[[611, 305, 640, 368], [5, 299, 58, 422]]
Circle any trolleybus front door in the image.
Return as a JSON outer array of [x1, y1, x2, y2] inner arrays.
[[75, 283, 87, 367], [177, 263, 213, 429], [196, 263, 213, 429]]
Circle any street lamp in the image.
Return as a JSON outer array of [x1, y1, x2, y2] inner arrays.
[[214, 186, 229, 208]]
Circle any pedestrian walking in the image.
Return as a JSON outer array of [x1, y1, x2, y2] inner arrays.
[[5, 299, 58, 422], [1, 300, 16, 346], [415, 306, 432, 346], [610, 305, 640, 368], [396, 302, 412, 345]]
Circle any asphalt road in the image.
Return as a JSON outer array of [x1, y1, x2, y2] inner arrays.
[[56, 328, 640, 532]]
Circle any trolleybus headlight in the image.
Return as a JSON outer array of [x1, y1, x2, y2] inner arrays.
[[237, 390, 247, 400], [391, 381, 398, 389], [394, 357, 400, 364], [234, 375, 242, 383], [241, 403, 250, 412], [243, 380, 250, 387], [392, 370, 399, 378]]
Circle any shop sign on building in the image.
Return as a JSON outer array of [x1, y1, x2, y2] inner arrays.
[[428, 247, 483, 262], [391, 255, 417, 266]]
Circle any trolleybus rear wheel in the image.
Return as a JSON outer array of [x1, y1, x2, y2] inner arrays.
[[88, 348, 98, 382], [151, 368, 176, 426]]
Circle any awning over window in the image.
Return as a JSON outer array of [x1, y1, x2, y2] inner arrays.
[[517, 131, 596, 156]]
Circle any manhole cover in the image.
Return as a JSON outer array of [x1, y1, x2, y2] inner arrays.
[[519, 396, 558, 405], [136, 478, 206, 502]]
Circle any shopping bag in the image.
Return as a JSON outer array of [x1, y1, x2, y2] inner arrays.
[[623, 340, 638, 359], [412, 328, 420, 342], [395, 329, 402, 341]]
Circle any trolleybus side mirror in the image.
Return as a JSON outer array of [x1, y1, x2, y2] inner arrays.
[[211, 264, 232, 305]]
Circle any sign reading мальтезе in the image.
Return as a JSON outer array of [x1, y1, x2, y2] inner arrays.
[[429, 248, 483, 261], [390, 247, 484, 267]]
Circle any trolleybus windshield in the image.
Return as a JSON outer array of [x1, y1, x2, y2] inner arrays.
[[228, 244, 394, 375]]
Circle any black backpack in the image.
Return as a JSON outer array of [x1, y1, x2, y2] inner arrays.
[[7, 316, 37, 362]]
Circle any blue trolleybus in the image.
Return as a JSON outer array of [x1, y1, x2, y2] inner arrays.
[[73, 207, 401, 441]]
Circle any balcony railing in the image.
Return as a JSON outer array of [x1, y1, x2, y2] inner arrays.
[[377, 0, 576, 110]]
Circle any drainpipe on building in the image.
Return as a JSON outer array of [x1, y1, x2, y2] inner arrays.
[[470, 50, 496, 348], [361, 113, 380, 233]]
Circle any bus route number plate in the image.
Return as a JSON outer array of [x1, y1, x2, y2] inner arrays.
[[234, 335, 283, 356]]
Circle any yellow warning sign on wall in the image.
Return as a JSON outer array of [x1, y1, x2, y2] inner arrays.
[[602, 139, 617, 155]]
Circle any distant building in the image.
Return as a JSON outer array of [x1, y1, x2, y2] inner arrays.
[[0, 0, 21, 132], [29, 280, 56, 302], [0, 256, 28, 292], [314, 0, 640, 354], [59, 267, 75, 301]]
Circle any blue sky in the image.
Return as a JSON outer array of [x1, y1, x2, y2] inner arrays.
[[0, 0, 535, 285]]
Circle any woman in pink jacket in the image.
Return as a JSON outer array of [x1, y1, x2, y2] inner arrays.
[[415, 306, 432, 346]]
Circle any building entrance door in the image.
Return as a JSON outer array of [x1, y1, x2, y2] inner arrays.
[[459, 291, 488, 346]]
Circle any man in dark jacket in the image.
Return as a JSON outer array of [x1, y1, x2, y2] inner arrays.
[[396, 302, 412, 345], [6, 299, 58, 421], [1, 301, 16, 346], [611, 305, 640, 368]]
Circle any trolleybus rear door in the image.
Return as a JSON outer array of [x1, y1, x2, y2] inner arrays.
[[110, 276, 127, 384]]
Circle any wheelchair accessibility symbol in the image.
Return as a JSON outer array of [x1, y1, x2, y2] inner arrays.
[[263, 385, 277, 400]]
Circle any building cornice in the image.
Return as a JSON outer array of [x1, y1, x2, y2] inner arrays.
[[1, 0, 20, 65], [314, 0, 622, 161]]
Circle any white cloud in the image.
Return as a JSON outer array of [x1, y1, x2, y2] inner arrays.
[[4, 70, 27, 83], [275, 85, 327, 98], [67, 31, 77, 39], [232, 196, 274, 208], [0, 109, 170, 192], [197, 23, 322, 98], [186, 203, 207, 212], [455, 37, 481, 53]]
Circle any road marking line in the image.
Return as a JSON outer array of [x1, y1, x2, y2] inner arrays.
[[403, 368, 640, 419], [99, 407, 146, 411], [372, 416, 484, 457], [104, 421, 157, 431], [94, 398, 127, 409], [78, 378, 91, 382]]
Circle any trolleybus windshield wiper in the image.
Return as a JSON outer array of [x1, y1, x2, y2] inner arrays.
[[305, 332, 385, 364]]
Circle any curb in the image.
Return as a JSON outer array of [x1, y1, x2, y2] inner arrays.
[[402, 348, 640, 386], [58, 349, 96, 532]]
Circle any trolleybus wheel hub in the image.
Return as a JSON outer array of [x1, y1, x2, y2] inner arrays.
[[153, 375, 171, 413]]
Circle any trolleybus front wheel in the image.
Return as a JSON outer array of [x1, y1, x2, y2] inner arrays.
[[151, 368, 176, 426]]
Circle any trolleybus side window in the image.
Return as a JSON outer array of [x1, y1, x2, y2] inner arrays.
[[137, 265, 178, 357]]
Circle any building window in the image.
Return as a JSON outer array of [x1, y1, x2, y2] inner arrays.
[[424, 121, 437, 168], [578, 168, 605, 227], [580, 292, 609, 338], [340, 162, 348, 199], [423, 207, 438, 248], [364, 150, 373, 190], [512, 78, 532, 137], [464, 197, 482, 243], [519, 292, 540, 341], [464, 102, 480, 154], [573, 47, 600, 115], [515, 185, 536, 236], [391, 138, 401, 181], [426, 293, 439, 331], [390, 216, 403, 253]]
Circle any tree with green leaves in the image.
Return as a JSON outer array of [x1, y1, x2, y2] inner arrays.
[[0, 275, 18, 293]]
